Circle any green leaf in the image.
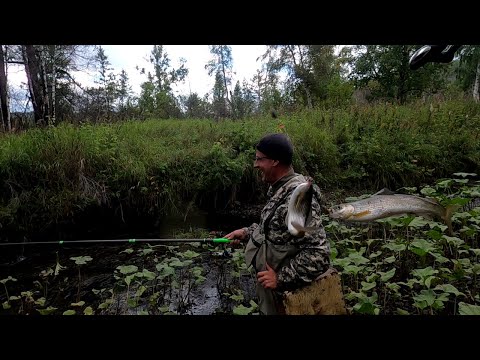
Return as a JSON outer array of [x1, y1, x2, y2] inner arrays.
[[396, 308, 410, 315], [430, 252, 450, 264], [387, 283, 401, 292], [230, 293, 244, 302], [420, 187, 437, 196], [40, 268, 54, 278], [180, 250, 200, 259], [169, 259, 186, 267], [410, 238, 435, 255], [343, 265, 363, 275], [139, 248, 154, 256], [410, 247, 428, 257], [383, 256, 396, 264], [71, 301, 85, 307], [120, 248, 134, 254], [140, 269, 156, 281], [458, 302, 480, 315], [442, 235, 464, 247], [361, 281, 376, 292], [408, 217, 430, 228], [383, 243, 406, 252], [369, 250, 382, 259], [135, 285, 147, 298], [348, 252, 370, 266], [125, 274, 135, 286], [426, 229, 443, 240], [453, 172, 477, 178], [436, 179, 453, 188], [70, 256, 93, 265], [469, 248, 480, 256], [117, 265, 138, 274], [0, 276, 17, 284], [37, 306, 57, 315], [353, 301, 379, 315], [98, 299, 113, 309], [63, 310, 76, 315], [413, 289, 437, 306], [233, 304, 253, 315], [332, 257, 351, 269], [412, 266, 438, 279], [54, 262, 66, 276], [472, 264, 480, 275], [84, 307, 94, 315], [379, 268, 396, 282], [34, 297, 46, 307], [158, 306, 170, 313]]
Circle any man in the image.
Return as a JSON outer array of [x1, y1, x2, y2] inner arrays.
[[225, 133, 345, 315]]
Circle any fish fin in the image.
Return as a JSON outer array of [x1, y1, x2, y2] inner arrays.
[[443, 204, 462, 236], [373, 188, 396, 196], [351, 210, 371, 218], [291, 221, 317, 237], [290, 221, 305, 237], [420, 213, 434, 221]]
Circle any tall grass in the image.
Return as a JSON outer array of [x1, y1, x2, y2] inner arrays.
[[0, 99, 479, 237]]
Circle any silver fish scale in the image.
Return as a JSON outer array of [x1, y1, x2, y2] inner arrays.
[[349, 194, 444, 221]]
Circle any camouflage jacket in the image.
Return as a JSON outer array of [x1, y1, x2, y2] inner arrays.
[[243, 172, 330, 292]]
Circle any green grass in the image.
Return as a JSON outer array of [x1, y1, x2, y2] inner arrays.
[[0, 99, 479, 236]]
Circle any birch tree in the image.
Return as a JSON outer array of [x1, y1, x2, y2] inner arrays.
[[205, 45, 233, 117], [457, 45, 480, 102]]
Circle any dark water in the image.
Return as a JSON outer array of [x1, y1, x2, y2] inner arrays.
[[0, 208, 259, 315]]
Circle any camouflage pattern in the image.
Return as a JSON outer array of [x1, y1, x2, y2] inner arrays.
[[243, 173, 331, 301]]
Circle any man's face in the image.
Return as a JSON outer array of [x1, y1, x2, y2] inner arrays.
[[254, 150, 277, 183]]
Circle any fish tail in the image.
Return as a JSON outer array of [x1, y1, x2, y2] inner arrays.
[[443, 204, 461, 236]]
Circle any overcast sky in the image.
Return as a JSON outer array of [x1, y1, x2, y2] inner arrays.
[[7, 45, 268, 102], [66, 45, 268, 99], [100, 45, 268, 97]]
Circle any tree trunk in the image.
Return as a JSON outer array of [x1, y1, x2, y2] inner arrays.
[[0, 45, 11, 131], [38, 47, 51, 125], [50, 46, 56, 124], [220, 46, 233, 117], [23, 45, 48, 126], [473, 58, 480, 103], [287, 45, 313, 109]]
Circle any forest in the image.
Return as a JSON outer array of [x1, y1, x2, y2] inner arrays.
[[0, 45, 479, 315]]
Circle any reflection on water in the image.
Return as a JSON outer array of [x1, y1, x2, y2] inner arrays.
[[0, 206, 259, 315]]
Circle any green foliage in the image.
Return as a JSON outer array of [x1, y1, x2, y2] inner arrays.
[[0, 100, 479, 237], [331, 179, 480, 315], [348, 45, 451, 104]]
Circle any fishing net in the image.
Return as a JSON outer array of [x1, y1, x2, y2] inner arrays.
[[283, 268, 348, 315]]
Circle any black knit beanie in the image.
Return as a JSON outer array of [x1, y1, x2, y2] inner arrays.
[[256, 133, 293, 165]]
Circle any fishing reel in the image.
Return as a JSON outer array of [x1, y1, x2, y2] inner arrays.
[[210, 230, 233, 258]]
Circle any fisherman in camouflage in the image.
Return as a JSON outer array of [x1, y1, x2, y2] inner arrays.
[[225, 133, 344, 315]]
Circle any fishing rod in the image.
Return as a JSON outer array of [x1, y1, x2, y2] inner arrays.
[[0, 237, 231, 247]]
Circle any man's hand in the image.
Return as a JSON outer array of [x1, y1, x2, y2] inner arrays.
[[257, 263, 278, 289], [224, 228, 247, 246]]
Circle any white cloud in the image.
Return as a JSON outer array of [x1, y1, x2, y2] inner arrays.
[[7, 45, 268, 101], [102, 45, 267, 98]]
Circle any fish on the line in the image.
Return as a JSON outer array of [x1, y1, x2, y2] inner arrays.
[[286, 179, 318, 237], [326, 188, 459, 235]]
